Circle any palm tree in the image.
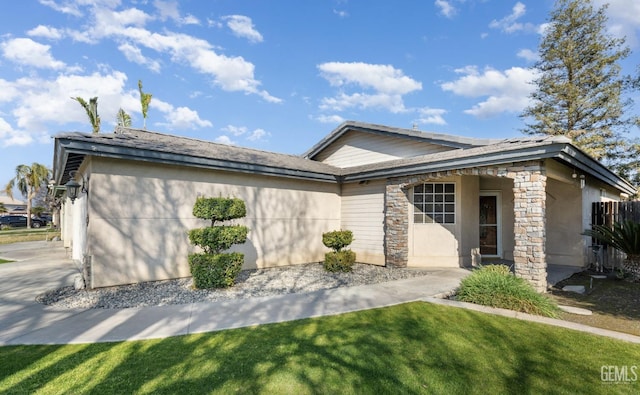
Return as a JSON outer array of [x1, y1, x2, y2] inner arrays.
[[72, 96, 100, 134], [4, 163, 51, 228], [116, 108, 132, 127], [138, 80, 152, 129]]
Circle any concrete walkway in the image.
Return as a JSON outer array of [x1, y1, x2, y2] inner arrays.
[[1, 241, 639, 345], [0, 241, 469, 345]]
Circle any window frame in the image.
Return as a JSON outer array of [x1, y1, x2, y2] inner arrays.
[[412, 182, 456, 224]]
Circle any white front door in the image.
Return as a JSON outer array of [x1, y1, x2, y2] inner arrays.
[[479, 192, 502, 258]]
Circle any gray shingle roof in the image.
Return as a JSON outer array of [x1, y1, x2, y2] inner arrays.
[[52, 124, 635, 195], [54, 127, 341, 184]]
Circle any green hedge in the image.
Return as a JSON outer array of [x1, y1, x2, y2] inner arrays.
[[324, 250, 356, 272], [456, 265, 559, 317], [188, 226, 248, 254], [322, 230, 353, 252], [188, 252, 244, 288], [192, 197, 246, 222]]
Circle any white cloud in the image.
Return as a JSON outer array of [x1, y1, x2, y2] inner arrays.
[[38, 0, 83, 17], [319, 62, 422, 95], [441, 66, 537, 118], [517, 48, 539, 62], [118, 42, 161, 72], [0, 70, 141, 146], [416, 108, 447, 125], [314, 114, 346, 124], [318, 62, 421, 113], [222, 15, 264, 43], [595, 0, 640, 47], [435, 0, 456, 18], [1, 38, 66, 69], [247, 128, 269, 141], [27, 25, 64, 40], [0, 79, 20, 102], [220, 125, 270, 141], [0, 118, 33, 147], [153, 0, 200, 25], [68, 5, 280, 102], [215, 135, 235, 145], [221, 125, 248, 136], [489, 2, 538, 34], [333, 9, 349, 18], [151, 98, 212, 130]]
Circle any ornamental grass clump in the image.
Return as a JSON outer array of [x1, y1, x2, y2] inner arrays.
[[456, 265, 559, 318], [583, 220, 640, 281], [322, 230, 356, 272], [188, 197, 248, 288]]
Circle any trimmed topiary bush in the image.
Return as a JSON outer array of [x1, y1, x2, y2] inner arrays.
[[456, 265, 559, 318], [188, 197, 248, 288], [322, 230, 355, 272], [188, 252, 244, 288], [322, 230, 354, 252], [324, 250, 356, 272]]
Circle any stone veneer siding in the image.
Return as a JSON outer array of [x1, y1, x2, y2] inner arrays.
[[384, 161, 547, 292]]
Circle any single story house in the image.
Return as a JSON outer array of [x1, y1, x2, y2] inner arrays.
[[0, 194, 27, 214], [52, 121, 636, 291]]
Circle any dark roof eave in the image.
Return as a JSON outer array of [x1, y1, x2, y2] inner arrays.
[[341, 142, 637, 195], [340, 145, 562, 182], [556, 146, 636, 195], [56, 138, 340, 183]]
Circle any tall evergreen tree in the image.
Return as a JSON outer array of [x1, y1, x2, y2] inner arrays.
[[72, 96, 101, 134], [4, 163, 51, 228], [520, 0, 631, 164]]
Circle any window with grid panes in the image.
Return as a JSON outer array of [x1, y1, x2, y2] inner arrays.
[[413, 183, 455, 224]]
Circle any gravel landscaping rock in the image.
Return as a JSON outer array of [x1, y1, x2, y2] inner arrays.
[[37, 263, 432, 309]]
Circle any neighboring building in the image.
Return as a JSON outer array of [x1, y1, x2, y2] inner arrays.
[[52, 121, 636, 291], [0, 194, 26, 214]]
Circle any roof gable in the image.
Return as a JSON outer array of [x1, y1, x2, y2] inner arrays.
[[303, 121, 502, 162]]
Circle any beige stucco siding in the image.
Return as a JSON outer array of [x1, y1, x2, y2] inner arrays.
[[87, 158, 340, 288], [340, 180, 385, 265], [314, 131, 454, 167], [545, 177, 583, 266]]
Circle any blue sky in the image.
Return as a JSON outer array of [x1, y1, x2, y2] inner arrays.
[[0, 0, 639, 196]]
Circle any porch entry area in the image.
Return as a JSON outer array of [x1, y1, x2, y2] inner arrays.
[[479, 192, 501, 258]]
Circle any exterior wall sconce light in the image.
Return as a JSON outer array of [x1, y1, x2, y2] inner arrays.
[[580, 174, 586, 189], [65, 171, 88, 204]]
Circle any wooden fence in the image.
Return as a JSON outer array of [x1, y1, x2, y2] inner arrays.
[[589, 201, 640, 270]]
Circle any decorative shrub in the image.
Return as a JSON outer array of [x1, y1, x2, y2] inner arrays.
[[322, 230, 355, 272], [583, 220, 640, 281], [324, 250, 356, 272], [188, 226, 249, 254], [188, 252, 244, 288], [188, 196, 248, 289], [322, 230, 354, 252], [193, 197, 246, 225], [456, 265, 559, 318]]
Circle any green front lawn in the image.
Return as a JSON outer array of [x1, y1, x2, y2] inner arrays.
[[0, 228, 60, 245], [0, 259, 13, 264], [1, 302, 639, 394]]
